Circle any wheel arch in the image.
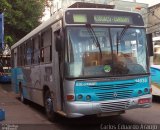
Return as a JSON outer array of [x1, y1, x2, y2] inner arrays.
[[43, 85, 50, 105]]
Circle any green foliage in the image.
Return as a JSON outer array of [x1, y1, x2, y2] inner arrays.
[[0, 0, 47, 46], [4, 35, 13, 47]]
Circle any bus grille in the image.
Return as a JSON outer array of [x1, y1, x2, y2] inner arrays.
[[96, 90, 133, 100], [89, 82, 136, 90], [88, 82, 135, 100], [100, 100, 129, 112]]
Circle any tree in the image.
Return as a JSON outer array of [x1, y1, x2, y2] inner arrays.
[[0, 0, 47, 46]]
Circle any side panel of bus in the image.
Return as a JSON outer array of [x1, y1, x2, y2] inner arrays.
[[11, 20, 63, 111], [150, 40, 160, 96], [151, 66, 160, 96]]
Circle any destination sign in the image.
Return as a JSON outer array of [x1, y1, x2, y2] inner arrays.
[[73, 14, 87, 23], [65, 10, 144, 26], [94, 15, 132, 24]]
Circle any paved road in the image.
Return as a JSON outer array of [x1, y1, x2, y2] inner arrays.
[[0, 84, 160, 130]]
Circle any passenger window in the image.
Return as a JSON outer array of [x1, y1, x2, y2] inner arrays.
[[40, 29, 52, 63], [33, 36, 40, 64]]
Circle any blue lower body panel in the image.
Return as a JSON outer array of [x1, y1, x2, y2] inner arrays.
[[0, 75, 11, 83], [0, 109, 5, 121]]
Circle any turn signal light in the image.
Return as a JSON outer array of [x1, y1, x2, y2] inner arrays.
[[86, 95, 91, 101], [138, 98, 151, 104], [66, 95, 74, 101], [150, 88, 152, 93]]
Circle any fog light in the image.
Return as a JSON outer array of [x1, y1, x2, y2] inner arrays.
[[78, 94, 83, 100], [138, 90, 142, 95], [86, 95, 91, 101], [144, 88, 149, 93]]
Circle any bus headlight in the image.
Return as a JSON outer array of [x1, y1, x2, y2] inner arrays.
[[77, 94, 83, 100], [86, 95, 91, 101], [144, 88, 149, 93], [138, 90, 142, 95]]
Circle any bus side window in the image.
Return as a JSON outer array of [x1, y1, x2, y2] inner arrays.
[[14, 52, 17, 67], [44, 29, 52, 63], [40, 28, 52, 63], [40, 33, 44, 63], [54, 30, 61, 52], [26, 40, 32, 65], [17, 46, 20, 66], [11, 50, 14, 67]]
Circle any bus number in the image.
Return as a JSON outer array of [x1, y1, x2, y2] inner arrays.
[[135, 78, 147, 83]]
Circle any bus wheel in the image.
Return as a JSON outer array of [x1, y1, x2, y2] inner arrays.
[[44, 90, 57, 122]]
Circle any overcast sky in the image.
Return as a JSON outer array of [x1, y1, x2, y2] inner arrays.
[[125, 0, 159, 6]]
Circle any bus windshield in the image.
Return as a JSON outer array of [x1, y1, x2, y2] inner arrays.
[[65, 26, 148, 78]]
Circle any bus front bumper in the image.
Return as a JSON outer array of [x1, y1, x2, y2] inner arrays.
[[65, 94, 152, 118]]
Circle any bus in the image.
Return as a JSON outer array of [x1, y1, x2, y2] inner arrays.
[[0, 54, 11, 83], [150, 37, 160, 96], [11, 2, 152, 121]]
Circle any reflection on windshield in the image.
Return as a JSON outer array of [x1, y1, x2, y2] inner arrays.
[[65, 27, 147, 78]]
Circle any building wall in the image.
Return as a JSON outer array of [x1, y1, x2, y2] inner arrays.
[[148, 4, 160, 35], [52, 0, 109, 12], [108, 0, 148, 27], [51, 0, 148, 27]]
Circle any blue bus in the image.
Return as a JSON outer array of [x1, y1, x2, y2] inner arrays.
[[0, 54, 11, 83], [11, 3, 152, 122], [151, 39, 160, 96]]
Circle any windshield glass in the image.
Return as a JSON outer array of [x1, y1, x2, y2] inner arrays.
[[65, 26, 148, 78]]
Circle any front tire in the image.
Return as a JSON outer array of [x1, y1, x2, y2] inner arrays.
[[44, 90, 58, 122]]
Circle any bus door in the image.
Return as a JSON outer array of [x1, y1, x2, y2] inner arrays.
[[51, 20, 63, 111]]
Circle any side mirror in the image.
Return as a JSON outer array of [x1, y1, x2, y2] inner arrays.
[[55, 35, 61, 52], [146, 33, 153, 56]]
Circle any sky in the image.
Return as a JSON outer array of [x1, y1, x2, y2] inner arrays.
[[125, 0, 159, 6]]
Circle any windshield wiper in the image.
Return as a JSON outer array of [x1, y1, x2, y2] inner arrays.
[[116, 32, 119, 55], [86, 24, 102, 59], [118, 25, 130, 41], [116, 25, 130, 55]]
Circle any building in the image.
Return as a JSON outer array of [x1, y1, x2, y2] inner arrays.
[[50, 0, 148, 26], [51, 0, 109, 13], [148, 3, 160, 36]]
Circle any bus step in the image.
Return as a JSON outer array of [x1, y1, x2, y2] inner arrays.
[[57, 111, 67, 117]]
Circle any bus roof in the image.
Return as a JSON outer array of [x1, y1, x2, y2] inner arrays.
[[68, 2, 115, 9]]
